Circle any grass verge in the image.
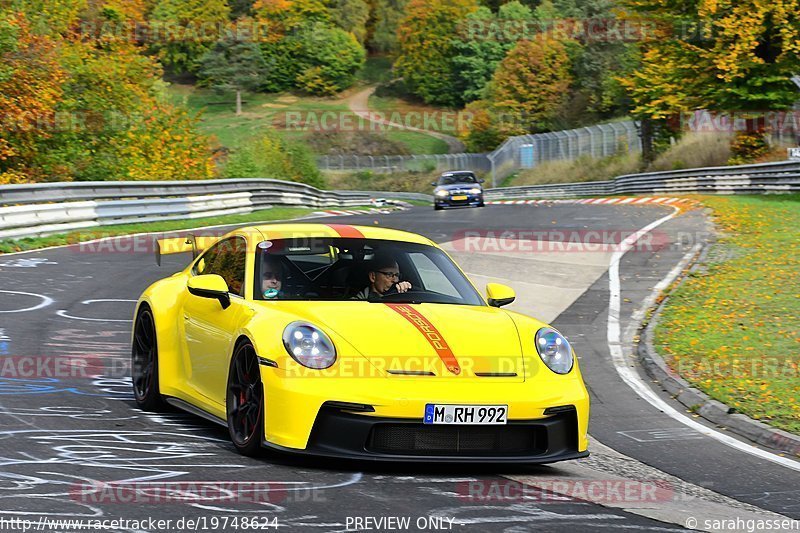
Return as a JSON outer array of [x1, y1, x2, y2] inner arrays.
[[0, 206, 377, 254], [655, 194, 800, 434]]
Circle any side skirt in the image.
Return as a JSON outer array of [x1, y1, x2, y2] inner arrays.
[[164, 396, 228, 427]]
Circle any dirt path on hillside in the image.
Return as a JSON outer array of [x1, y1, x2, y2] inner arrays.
[[345, 86, 467, 154]]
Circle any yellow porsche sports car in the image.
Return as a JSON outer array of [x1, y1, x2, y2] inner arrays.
[[132, 223, 589, 463]]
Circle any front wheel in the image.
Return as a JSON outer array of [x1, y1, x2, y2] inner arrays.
[[227, 342, 264, 457], [434, 204, 443, 211], [132, 307, 165, 411]]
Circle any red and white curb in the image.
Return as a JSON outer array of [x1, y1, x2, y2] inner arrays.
[[309, 207, 407, 218], [487, 197, 699, 207]]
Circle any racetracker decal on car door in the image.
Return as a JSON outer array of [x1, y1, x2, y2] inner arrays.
[[384, 304, 461, 375]]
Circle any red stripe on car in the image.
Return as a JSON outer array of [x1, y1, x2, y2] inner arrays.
[[326, 224, 365, 239], [385, 304, 461, 375]]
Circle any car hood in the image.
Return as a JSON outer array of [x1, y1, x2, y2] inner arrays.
[[274, 301, 524, 381]]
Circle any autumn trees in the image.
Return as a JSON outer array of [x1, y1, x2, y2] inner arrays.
[[616, 0, 799, 163], [0, 4, 214, 184]]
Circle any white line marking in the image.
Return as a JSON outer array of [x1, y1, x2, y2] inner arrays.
[[56, 310, 132, 323], [82, 299, 137, 304], [0, 290, 53, 313], [607, 208, 800, 471]]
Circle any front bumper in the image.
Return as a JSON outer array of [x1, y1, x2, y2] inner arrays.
[[263, 405, 586, 463], [260, 369, 589, 463], [435, 194, 483, 207]]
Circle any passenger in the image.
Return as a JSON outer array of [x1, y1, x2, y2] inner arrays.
[[261, 257, 284, 299]]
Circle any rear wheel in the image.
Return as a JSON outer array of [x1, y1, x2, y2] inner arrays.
[[227, 342, 264, 457], [132, 307, 165, 411]]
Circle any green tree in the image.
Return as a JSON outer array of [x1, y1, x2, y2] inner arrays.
[[368, 0, 407, 54], [449, 1, 534, 105], [148, 0, 231, 74], [197, 37, 271, 114], [229, 0, 256, 18], [395, 0, 480, 106], [256, 0, 366, 93], [256, 0, 366, 94], [330, 0, 370, 44], [296, 24, 365, 95]]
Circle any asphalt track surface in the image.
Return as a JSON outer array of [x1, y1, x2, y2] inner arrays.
[[0, 203, 797, 532]]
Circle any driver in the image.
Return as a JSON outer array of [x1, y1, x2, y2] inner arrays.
[[261, 256, 284, 299], [353, 253, 411, 300]]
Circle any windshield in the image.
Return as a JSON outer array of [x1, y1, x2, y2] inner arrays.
[[438, 172, 477, 185], [254, 238, 484, 305]]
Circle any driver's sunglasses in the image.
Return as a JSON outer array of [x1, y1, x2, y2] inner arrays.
[[376, 270, 400, 280]]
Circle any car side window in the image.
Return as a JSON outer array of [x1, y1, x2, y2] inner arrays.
[[194, 237, 247, 297], [408, 252, 460, 298]]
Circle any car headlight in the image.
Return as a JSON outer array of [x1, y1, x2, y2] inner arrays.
[[435, 190, 449, 197], [535, 328, 573, 374], [282, 322, 337, 369], [469, 188, 482, 195]]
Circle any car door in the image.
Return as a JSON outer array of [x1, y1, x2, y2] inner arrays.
[[182, 236, 249, 406]]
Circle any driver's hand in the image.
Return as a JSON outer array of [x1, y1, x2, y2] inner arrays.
[[396, 281, 412, 293]]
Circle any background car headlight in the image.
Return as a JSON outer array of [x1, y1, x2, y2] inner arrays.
[[435, 190, 449, 197], [535, 328, 573, 374], [469, 188, 482, 195], [282, 322, 337, 369]]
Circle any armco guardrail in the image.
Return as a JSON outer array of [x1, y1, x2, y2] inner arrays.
[[0, 179, 429, 240], [3, 159, 796, 240], [485, 160, 800, 200]]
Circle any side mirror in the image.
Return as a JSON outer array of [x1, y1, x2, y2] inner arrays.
[[486, 283, 515, 308], [479, 178, 485, 184], [431, 181, 437, 186], [188, 274, 231, 309]]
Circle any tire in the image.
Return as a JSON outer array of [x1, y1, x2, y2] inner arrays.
[[131, 307, 165, 411], [226, 341, 264, 457], [434, 204, 443, 211]]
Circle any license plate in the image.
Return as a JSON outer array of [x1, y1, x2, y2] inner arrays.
[[451, 195, 468, 200], [424, 404, 507, 425]]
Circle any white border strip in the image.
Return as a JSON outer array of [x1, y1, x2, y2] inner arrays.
[[607, 207, 800, 471]]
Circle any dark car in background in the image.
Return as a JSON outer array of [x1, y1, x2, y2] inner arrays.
[[433, 171, 485, 210]]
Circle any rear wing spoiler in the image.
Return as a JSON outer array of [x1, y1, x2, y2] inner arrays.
[[155, 234, 219, 266]]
